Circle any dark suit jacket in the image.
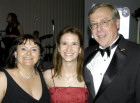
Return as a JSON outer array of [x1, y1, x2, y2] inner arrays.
[[83, 35, 140, 103]]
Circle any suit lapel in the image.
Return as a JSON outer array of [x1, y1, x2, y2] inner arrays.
[[94, 43, 127, 101], [84, 67, 96, 99], [84, 47, 98, 99]]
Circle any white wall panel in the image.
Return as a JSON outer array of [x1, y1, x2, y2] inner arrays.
[[0, 0, 84, 49]]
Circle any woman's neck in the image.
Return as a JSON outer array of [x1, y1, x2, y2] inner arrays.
[[61, 61, 77, 76], [16, 64, 35, 75]]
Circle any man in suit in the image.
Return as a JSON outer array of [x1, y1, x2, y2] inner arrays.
[[83, 3, 140, 103]]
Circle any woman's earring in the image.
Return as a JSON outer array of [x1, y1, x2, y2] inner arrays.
[[36, 61, 40, 67], [15, 58, 17, 64], [15, 58, 17, 67]]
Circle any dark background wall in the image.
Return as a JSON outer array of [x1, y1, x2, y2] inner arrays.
[[0, 0, 139, 49], [0, 0, 84, 54], [84, 0, 140, 48]]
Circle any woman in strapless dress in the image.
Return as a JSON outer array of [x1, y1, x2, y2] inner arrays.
[[43, 26, 89, 103]]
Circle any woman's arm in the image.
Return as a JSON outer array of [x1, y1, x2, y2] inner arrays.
[[43, 69, 53, 88], [0, 72, 7, 102], [17, 25, 24, 35]]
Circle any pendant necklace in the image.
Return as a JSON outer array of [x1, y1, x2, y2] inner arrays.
[[18, 69, 34, 79], [63, 74, 77, 82]]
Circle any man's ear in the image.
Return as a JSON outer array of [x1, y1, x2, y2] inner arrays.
[[116, 19, 120, 30]]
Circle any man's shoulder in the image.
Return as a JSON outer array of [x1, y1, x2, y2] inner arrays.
[[123, 39, 140, 50], [85, 45, 98, 53], [119, 38, 140, 57], [84, 45, 98, 60], [119, 35, 140, 50]]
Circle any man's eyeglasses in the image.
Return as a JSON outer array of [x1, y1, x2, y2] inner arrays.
[[89, 19, 114, 30]]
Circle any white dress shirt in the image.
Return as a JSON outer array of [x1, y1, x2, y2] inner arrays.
[[86, 37, 119, 95]]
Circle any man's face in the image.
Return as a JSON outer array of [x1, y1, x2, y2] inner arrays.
[[89, 7, 120, 48]]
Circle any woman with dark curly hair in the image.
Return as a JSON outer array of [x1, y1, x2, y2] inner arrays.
[[0, 34, 50, 103]]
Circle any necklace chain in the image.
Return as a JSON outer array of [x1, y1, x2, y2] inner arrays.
[[63, 74, 77, 82], [18, 69, 34, 79]]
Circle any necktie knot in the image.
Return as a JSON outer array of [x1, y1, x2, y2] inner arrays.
[[99, 47, 111, 57], [98, 37, 120, 57]]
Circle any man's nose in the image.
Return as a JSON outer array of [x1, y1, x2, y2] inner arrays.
[[97, 23, 102, 31]]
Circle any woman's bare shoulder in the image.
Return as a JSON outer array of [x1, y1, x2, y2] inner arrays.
[[0, 68, 13, 85], [0, 71, 7, 80], [42, 68, 54, 88], [0, 71, 7, 101], [43, 68, 54, 80]]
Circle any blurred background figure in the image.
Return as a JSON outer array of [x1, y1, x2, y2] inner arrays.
[[0, 31, 5, 68], [3, 12, 24, 62]]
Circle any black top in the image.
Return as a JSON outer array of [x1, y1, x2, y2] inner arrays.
[[1, 69, 50, 103], [6, 24, 20, 36], [3, 24, 20, 49]]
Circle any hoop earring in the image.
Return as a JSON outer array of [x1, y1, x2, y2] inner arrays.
[[15, 58, 17, 67], [36, 61, 40, 67]]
